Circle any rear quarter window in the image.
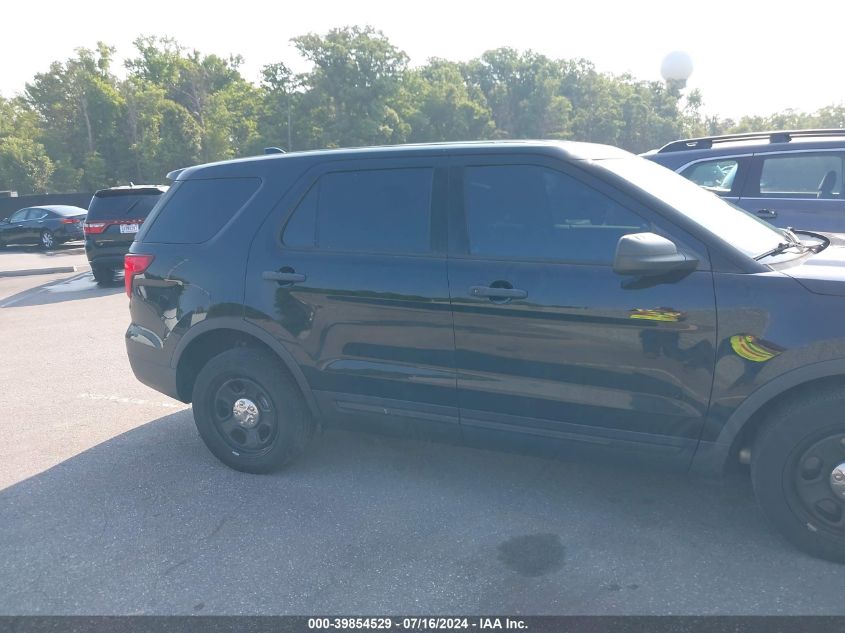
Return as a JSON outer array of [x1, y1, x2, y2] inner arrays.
[[143, 178, 261, 244]]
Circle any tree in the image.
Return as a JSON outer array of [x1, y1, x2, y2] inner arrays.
[[126, 36, 249, 161], [26, 43, 125, 190], [0, 137, 53, 193], [402, 59, 495, 142], [464, 48, 572, 139], [292, 26, 410, 147]]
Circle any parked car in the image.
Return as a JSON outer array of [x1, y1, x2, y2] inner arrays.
[[126, 141, 845, 562], [644, 129, 845, 232], [0, 205, 86, 249], [84, 185, 168, 284]]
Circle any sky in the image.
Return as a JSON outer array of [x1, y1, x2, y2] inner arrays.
[[1, 0, 843, 120]]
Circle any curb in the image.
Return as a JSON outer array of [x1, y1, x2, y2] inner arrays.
[[0, 265, 89, 278]]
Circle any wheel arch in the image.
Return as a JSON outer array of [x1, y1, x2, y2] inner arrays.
[[173, 317, 319, 418], [692, 359, 845, 477]]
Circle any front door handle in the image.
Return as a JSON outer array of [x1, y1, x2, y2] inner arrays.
[[263, 270, 306, 283], [468, 285, 527, 300], [756, 208, 777, 218]]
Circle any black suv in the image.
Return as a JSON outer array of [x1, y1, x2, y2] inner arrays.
[[84, 185, 167, 284], [126, 141, 845, 562], [644, 129, 845, 232]]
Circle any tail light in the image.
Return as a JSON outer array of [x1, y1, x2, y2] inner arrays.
[[125, 254, 154, 297], [61, 218, 81, 224], [84, 222, 107, 235]]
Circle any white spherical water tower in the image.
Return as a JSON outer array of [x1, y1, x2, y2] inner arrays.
[[661, 51, 694, 88]]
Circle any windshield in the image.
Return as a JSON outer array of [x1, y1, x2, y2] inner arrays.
[[599, 157, 785, 258]]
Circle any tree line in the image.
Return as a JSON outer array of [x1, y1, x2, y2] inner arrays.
[[1, 26, 843, 194]]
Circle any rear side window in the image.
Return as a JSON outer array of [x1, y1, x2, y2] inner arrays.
[[144, 178, 260, 244], [758, 154, 844, 198], [282, 168, 434, 254], [87, 192, 163, 221]]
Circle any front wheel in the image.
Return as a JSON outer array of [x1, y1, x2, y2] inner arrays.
[[752, 386, 845, 562], [191, 347, 312, 473], [39, 230, 54, 250]]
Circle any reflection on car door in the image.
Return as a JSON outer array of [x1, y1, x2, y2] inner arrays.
[[737, 152, 845, 231], [446, 157, 717, 465]]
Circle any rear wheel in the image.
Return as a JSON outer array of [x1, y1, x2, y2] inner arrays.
[[752, 386, 845, 562], [39, 230, 54, 250], [91, 264, 115, 285], [192, 347, 312, 473]]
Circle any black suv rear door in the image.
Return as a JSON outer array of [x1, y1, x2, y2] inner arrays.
[[445, 155, 717, 464], [245, 157, 459, 440]]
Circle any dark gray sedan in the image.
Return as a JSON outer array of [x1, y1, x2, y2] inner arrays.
[[0, 205, 87, 249]]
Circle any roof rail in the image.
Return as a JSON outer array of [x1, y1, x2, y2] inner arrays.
[[657, 129, 845, 153]]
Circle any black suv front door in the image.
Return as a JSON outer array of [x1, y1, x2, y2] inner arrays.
[[446, 157, 717, 464], [246, 158, 459, 440]]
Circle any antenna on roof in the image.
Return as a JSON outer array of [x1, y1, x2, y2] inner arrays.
[[264, 147, 285, 154]]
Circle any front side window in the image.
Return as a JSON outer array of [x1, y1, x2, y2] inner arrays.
[[681, 159, 739, 194], [282, 167, 434, 254], [9, 209, 28, 222], [758, 154, 843, 199], [462, 165, 649, 264]]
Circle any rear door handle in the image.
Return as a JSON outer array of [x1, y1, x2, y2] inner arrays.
[[468, 285, 527, 299], [262, 270, 306, 283], [756, 208, 777, 218]]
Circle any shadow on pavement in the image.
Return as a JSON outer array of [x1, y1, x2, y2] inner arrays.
[[1, 409, 842, 615], [0, 272, 123, 308]]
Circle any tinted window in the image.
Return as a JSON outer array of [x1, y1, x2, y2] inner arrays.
[[88, 192, 164, 221], [26, 209, 49, 220], [144, 178, 260, 244], [759, 154, 843, 198], [282, 184, 318, 248], [9, 209, 28, 222], [463, 165, 648, 264], [282, 168, 434, 254], [681, 159, 738, 193]]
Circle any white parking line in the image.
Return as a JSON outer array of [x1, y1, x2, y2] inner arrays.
[[76, 392, 188, 410]]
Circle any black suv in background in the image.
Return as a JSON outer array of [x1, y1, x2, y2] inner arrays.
[[126, 141, 845, 562], [84, 185, 167, 284], [644, 129, 845, 232]]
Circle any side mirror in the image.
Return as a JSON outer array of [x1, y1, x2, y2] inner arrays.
[[613, 232, 698, 276]]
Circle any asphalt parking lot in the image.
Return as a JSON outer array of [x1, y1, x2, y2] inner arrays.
[[1, 250, 844, 615]]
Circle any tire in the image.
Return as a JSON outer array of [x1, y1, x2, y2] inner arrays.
[[91, 264, 115, 285], [39, 230, 54, 250], [751, 386, 845, 562], [191, 347, 312, 473]]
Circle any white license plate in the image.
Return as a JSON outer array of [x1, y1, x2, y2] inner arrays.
[[120, 223, 140, 234]]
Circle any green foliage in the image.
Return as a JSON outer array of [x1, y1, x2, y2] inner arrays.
[[2, 26, 841, 194], [0, 136, 53, 193], [292, 26, 410, 147]]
